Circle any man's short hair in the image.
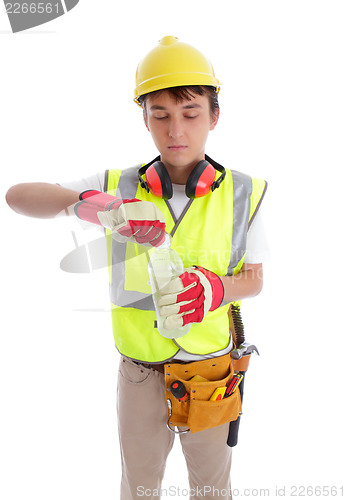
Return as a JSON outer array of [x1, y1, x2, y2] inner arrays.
[[138, 85, 220, 119]]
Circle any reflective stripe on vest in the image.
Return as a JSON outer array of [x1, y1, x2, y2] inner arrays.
[[227, 170, 252, 275], [109, 166, 155, 310], [106, 165, 267, 362]]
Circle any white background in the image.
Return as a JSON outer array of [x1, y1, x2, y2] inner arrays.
[[1, 1, 346, 498]]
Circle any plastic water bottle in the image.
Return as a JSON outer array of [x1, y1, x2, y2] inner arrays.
[[148, 234, 191, 339]]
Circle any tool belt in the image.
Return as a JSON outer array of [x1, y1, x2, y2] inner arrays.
[[164, 352, 243, 434]]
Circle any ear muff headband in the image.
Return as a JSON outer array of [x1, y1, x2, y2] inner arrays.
[[138, 156, 226, 199]]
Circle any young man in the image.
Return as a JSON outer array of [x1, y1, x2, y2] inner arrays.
[[6, 36, 268, 499]]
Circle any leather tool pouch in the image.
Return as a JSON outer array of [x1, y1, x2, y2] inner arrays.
[[164, 353, 242, 433]]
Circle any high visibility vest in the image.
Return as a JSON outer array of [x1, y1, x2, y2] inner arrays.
[[105, 162, 267, 363]]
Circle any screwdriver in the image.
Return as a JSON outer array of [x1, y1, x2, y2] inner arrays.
[[169, 380, 188, 401]]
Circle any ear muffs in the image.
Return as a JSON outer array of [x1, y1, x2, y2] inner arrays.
[[138, 160, 173, 200], [186, 158, 226, 198], [145, 161, 173, 200], [138, 156, 226, 200], [185, 160, 216, 198]]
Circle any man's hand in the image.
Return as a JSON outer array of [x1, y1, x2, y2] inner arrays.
[[157, 266, 224, 330], [75, 190, 166, 247]]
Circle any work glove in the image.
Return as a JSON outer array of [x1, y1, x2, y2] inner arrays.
[[157, 266, 224, 329], [74, 190, 166, 247]]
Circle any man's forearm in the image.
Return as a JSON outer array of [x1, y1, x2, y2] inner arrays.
[[220, 263, 263, 302], [5, 182, 79, 219]]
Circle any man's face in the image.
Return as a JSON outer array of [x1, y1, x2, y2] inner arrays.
[[144, 91, 219, 184]]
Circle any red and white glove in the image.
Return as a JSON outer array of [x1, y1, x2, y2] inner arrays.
[[157, 266, 224, 330], [75, 190, 166, 247]]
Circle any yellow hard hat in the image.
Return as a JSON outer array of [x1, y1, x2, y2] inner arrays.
[[134, 36, 221, 105]]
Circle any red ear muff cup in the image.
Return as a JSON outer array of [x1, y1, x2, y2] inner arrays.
[[185, 161, 216, 198], [146, 161, 173, 200]]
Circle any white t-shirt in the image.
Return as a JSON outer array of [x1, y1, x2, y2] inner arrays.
[[60, 170, 269, 362]]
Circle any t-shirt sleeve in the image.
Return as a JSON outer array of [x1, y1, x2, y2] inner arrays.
[[244, 206, 270, 264], [58, 172, 106, 193]]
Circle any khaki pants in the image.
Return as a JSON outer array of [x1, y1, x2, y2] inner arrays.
[[117, 356, 233, 500]]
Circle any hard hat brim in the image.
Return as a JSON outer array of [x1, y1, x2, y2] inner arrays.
[[134, 75, 221, 105]]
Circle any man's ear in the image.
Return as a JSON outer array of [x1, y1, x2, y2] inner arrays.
[[210, 109, 220, 131]]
